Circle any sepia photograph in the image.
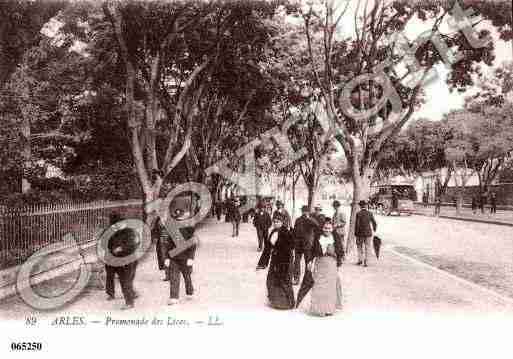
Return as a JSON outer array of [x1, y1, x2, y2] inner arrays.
[[0, 0, 512, 357]]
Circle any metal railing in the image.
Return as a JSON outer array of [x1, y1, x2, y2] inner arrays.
[[0, 199, 143, 270]]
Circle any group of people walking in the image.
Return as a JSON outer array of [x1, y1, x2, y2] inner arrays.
[[104, 197, 377, 315], [247, 199, 377, 316]]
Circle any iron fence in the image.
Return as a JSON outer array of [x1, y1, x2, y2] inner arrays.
[[0, 199, 143, 270]]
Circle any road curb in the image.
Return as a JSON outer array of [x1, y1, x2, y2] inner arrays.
[[413, 212, 513, 227], [387, 247, 513, 309]]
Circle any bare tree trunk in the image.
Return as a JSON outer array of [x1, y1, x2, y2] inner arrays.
[[292, 172, 300, 222], [346, 166, 373, 256], [307, 185, 316, 211], [21, 117, 31, 194]]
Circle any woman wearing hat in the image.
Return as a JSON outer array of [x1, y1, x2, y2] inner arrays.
[[265, 216, 295, 310]]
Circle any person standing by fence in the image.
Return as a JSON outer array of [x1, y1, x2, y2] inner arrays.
[[105, 212, 139, 310]]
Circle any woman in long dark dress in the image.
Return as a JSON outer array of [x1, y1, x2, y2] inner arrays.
[[266, 217, 295, 310]]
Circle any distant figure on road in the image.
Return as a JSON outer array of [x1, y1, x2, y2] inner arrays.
[[434, 195, 441, 216], [332, 200, 346, 244], [227, 198, 242, 237], [272, 200, 291, 229], [161, 208, 197, 306], [391, 190, 398, 211], [490, 192, 497, 214], [265, 217, 295, 310], [480, 192, 486, 214], [253, 202, 272, 252], [214, 201, 223, 221], [354, 200, 377, 267], [292, 205, 318, 285], [471, 196, 477, 214], [105, 212, 139, 310]]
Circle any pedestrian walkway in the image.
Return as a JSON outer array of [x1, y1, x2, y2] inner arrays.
[[413, 205, 513, 227], [0, 218, 510, 320]]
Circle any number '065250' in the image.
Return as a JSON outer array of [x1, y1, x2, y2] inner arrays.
[[11, 342, 42, 351]]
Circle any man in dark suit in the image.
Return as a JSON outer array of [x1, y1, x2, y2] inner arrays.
[[292, 205, 318, 285], [490, 192, 497, 214], [311, 205, 324, 225], [215, 201, 223, 221], [153, 218, 170, 281], [253, 203, 272, 252], [160, 208, 197, 305], [105, 212, 139, 310], [354, 200, 377, 267], [480, 192, 487, 214]]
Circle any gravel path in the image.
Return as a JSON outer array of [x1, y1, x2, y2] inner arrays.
[[0, 217, 511, 321]]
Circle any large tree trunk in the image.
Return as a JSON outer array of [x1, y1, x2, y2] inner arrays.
[[306, 183, 318, 211], [455, 191, 464, 214], [142, 186, 160, 235], [291, 172, 299, 222]]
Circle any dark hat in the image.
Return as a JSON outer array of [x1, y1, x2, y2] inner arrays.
[[301, 205, 309, 212], [322, 217, 333, 226], [332, 200, 341, 208], [358, 200, 367, 206], [276, 200, 283, 206]]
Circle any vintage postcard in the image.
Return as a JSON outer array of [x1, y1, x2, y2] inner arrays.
[[0, 0, 512, 357]]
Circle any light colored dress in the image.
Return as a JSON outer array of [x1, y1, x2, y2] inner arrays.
[[310, 236, 343, 316]]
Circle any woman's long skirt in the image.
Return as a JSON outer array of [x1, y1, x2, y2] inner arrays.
[[310, 256, 342, 315], [266, 264, 295, 310]]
